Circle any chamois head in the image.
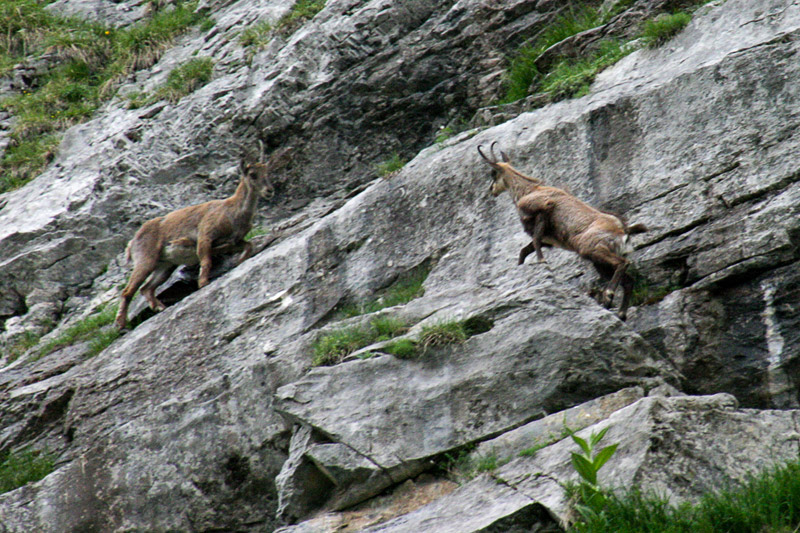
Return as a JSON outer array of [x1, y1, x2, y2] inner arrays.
[[477, 142, 541, 196], [240, 141, 292, 200], [478, 142, 513, 196]]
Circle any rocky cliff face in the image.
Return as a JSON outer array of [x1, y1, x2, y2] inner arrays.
[[2, 0, 800, 531]]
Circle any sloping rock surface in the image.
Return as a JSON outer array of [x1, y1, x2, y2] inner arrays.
[[1, 0, 800, 531]]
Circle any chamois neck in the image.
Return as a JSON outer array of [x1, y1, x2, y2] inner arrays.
[[230, 176, 259, 218], [506, 168, 541, 203]]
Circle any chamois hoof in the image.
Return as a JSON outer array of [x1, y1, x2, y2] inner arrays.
[[601, 290, 615, 308], [617, 310, 628, 321]]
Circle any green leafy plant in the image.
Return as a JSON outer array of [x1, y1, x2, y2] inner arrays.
[[0, 448, 55, 495], [567, 426, 619, 520], [641, 12, 692, 48]]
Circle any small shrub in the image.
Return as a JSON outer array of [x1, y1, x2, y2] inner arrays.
[[0, 449, 55, 495], [376, 152, 407, 178], [641, 12, 692, 48]]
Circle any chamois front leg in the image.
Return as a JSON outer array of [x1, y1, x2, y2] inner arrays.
[[197, 237, 214, 288], [236, 241, 253, 265], [519, 212, 548, 264]]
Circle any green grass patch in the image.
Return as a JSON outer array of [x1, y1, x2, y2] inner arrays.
[[572, 457, 800, 532], [376, 152, 407, 178], [500, 2, 702, 105], [244, 226, 269, 241], [5, 331, 43, 364], [337, 265, 429, 319], [128, 56, 214, 107], [381, 338, 419, 359], [419, 320, 468, 350], [239, 20, 274, 48], [312, 315, 408, 366], [0, 448, 55, 495], [0, 0, 208, 192], [539, 39, 632, 101], [641, 12, 692, 48], [501, 3, 604, 103], [35, 302, 119, 360], [436, 447, 504, 483], [276, 0, 326, 34]]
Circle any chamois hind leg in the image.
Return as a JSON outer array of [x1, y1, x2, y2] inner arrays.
[[617, 272, 635, 321], [116, 253, 159, 329], [586, 247, 629, 309], [140, 263, 176, 312]]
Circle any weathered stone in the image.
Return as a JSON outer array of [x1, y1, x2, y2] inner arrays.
[[355, 393, 799, 532], [2, 0, 800, 529]]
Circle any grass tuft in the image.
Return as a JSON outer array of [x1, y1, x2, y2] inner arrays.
[[276, 0, 326, 34], [5, 331, 43, 364], [35, 302, 119, 360], [382, 338, 419, 359], [312, 315, 408, 367], [641, 12, 692, 48], [419, 320, 468, 351], [239, 20, 274, 48], [0, 448, 55, 495], [376, 152, 407, 178], [572, 458, 800, 532], [337, 265, 429, 319], [539, 39, 632, 101]]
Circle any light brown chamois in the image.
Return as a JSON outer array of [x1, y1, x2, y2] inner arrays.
[[478, 142, 647, 320], [115, 144, 288, 329]]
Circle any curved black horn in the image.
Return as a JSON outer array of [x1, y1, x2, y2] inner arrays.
[[477, 144, 493, 163], [490, 141, 499, 162]]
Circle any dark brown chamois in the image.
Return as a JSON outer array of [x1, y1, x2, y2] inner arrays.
[[115, 144, 289, 329], [478, 142, 647, 320]]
